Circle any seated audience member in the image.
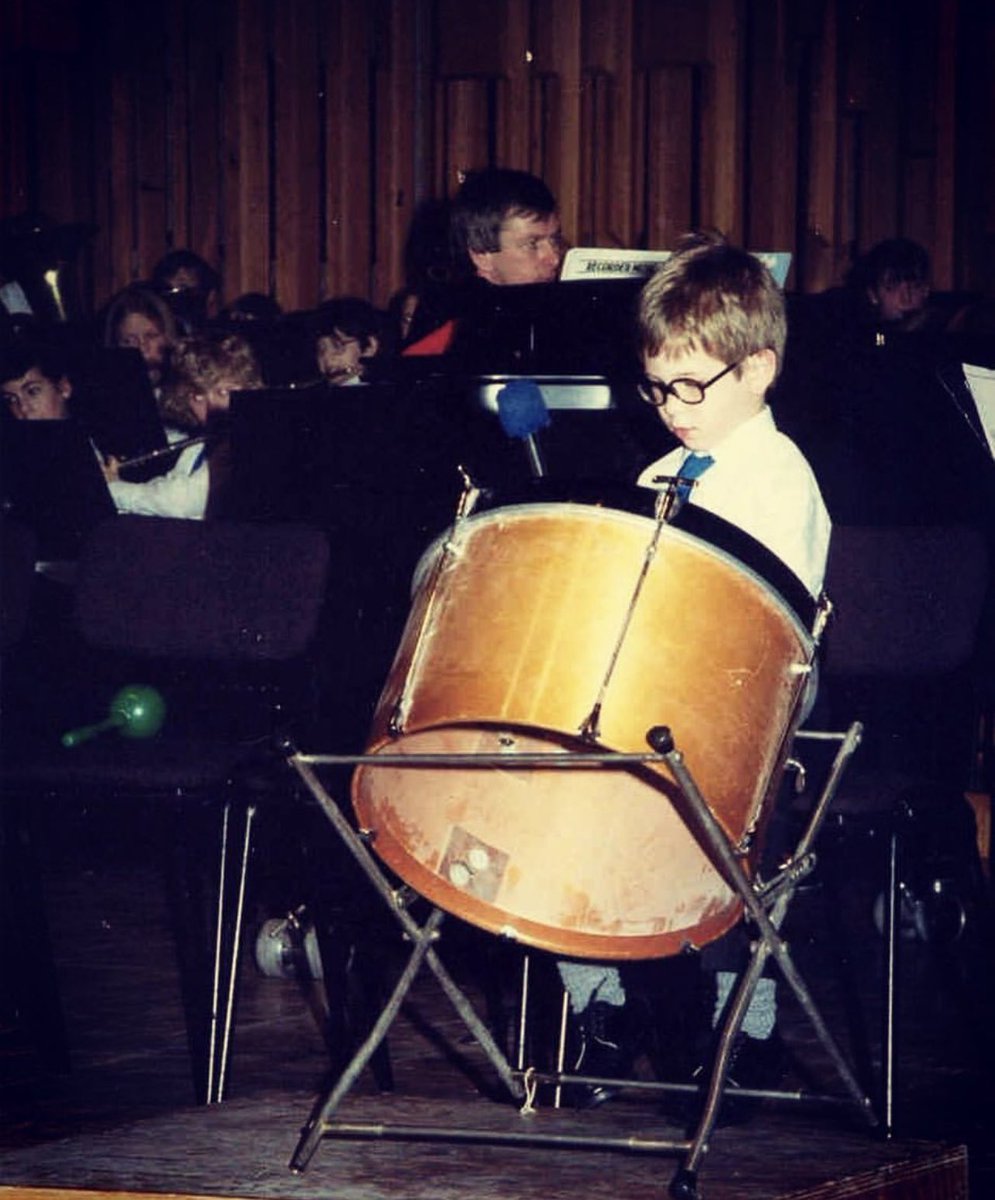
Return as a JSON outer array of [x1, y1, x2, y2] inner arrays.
[[103, 330, 261, 519], [150, 248, 221, 333], [104, 285, 178, 392], [312, 297, 388, 385]]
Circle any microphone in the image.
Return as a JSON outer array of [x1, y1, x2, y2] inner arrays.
[[496, 379, 550, 477]]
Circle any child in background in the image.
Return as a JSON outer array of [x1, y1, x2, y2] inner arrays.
[[561, 232, 831, 1111], [103, 331, 261, 519], [312, 297, 386, 385]]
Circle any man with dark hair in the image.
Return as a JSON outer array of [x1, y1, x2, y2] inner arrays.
[[150, 249, 221, 333], [847, 237, 931, 331], [404, 167, 564, 354], [450, 167, 564, 286], [1, 341, 73, 421]]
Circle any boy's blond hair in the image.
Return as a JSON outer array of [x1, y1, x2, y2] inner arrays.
[[159, 331, 261, 427], [638, 232, 786, 377]]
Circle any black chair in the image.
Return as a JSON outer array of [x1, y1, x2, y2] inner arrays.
[[807, 522, 993, 1132], [1, 515, 331, 1102], [1, 519, 74, 1071]]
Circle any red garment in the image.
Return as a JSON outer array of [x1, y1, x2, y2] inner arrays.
[[401, 319, 457, 357]]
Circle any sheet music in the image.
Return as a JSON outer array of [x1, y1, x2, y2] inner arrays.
[[559, 247, 669, 281], [963, 362, 995, 460], [560, 247, 792, 287]]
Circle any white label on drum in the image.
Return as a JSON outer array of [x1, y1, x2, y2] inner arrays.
[[439, 826, 509, 903]]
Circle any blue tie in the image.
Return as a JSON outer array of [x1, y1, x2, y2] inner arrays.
[[675, 452, 714, 502]]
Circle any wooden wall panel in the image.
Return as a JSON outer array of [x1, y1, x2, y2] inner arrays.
[[435, 79, 496, 191], [851, 3, 902, 262], [498, 0, 532, 170], [531, 0, 583, 241], [581, 0, 636, 250], [31, 61, 73, 231], [744, 0, 799, 277], [931, 0, 958, 288], [642, 67, 698, 251], [271, 1, 322, 310], [371, 0, 419, 305], [701, 0, 744, 242], [133, 29, 169, 288], [578, 70, 615, 248], [174, 1, 225, 287], [2, 0, 990, 317], [105, 70, 138, 292], [799, 0, 839, 291], [0, 57, 31, 218], [220, 0, 270, 303], [321, 1, 374, 301], [959, 6, 995, 292], [163, 3, 191, 256]]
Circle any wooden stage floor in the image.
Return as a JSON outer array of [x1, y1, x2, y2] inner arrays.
[[1, 797, 991, 1199]]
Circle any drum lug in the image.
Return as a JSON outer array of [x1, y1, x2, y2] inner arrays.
[[578, 703, 603, 743], [387, 702, 405, 737], [785, 756, 807, 793], [812, 592, 833, 642], [391, 884, 418, 912]]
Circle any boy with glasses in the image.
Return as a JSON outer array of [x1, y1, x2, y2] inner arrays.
[[561, 232, 830, 1113], [634, 233, 830, 596]]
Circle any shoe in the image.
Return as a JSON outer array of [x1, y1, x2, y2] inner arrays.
[[569, 1000, 631, 1108], [661, 1030, 785, 1129], [718, 1030, 786, 1125]]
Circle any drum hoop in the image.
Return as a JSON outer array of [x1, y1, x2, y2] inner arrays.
[[413, 499, 814, 652]]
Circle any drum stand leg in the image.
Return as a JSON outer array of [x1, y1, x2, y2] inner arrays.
[[282, 728, 876, 1200], [646, 723, 879, 1199], [283, 749, 525, 1175]]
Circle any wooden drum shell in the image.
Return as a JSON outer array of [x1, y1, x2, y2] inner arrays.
[[352, 503, 813, 960]]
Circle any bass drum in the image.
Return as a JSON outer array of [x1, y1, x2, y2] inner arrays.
[[352, 499, 814, 960]]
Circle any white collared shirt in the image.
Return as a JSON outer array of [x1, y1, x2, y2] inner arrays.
[[636, 406, 831, 597], [107, 431, 209, 520]]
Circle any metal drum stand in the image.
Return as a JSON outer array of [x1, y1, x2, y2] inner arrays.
[[282, 719, 876, 1200]]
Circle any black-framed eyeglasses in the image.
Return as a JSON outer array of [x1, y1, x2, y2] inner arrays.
[[637, 359, 742, 407]]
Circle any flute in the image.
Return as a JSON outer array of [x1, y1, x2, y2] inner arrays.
[[111, 433, 208, 472]]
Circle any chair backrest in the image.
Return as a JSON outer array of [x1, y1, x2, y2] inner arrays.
[[822, 524, 990, 677], [74, 517, 331, 662], [0, 520, 38, 652]]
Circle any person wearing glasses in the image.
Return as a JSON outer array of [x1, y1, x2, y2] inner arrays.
[[634, 233, 830, 597], [402, 167, 565, 355], [559, 232, 830, 1116], [313, 297, 387, 386]]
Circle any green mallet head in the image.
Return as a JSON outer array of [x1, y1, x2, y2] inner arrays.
[[61, 684, 167, 748]]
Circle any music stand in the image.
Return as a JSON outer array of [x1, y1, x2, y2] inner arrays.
[[69, 346, 170, 477], [281, 493, 878, 1199], [0, 418, 116, 560]]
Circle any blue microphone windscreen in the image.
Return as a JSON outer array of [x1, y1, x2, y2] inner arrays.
[[496, 379, 551, 438]]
